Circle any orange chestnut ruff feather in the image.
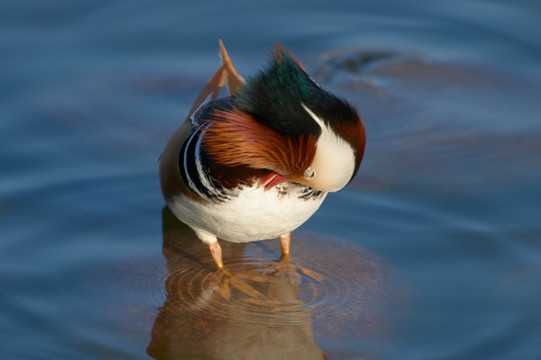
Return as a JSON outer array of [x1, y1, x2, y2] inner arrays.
[[202, 106, 317, 181]]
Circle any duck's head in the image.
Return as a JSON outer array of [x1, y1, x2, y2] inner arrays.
[[203, 45, 366, 192]]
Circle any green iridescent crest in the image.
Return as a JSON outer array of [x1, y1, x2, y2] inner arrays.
[[235, 47, 324, 137]]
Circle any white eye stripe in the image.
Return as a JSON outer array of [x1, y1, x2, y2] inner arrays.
[[301, 103, 326, 130], [299, 102, 356, 192]]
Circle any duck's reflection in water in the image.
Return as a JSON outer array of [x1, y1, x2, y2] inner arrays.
[[148, 208, 393, 359]]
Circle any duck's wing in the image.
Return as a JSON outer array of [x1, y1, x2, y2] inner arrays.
[[185, 40, 246, 121], [219, 39, 245, 96]]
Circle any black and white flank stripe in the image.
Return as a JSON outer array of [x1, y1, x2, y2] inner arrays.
[[179, 122, 229, 202]]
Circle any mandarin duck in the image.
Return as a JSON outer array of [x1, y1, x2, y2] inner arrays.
[[159, 41, 366, 272]]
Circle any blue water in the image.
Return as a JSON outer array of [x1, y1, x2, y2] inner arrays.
[[2, 1, 541, 359]]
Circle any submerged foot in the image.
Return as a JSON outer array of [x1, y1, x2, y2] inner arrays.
[[210, 268, 269, 300], [269, 254, 324, 285]]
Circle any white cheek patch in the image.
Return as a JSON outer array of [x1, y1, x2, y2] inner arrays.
[[301, 103, 356, 192]]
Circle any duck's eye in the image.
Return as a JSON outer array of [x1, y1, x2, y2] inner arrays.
[[304, 167, 316, 179]]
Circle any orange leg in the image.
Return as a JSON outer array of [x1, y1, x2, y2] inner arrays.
[[208, 241, 224, 270], [279, 233, 291, 257]]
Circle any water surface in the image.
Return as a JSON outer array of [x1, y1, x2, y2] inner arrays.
[[1, 1, 541, 359]]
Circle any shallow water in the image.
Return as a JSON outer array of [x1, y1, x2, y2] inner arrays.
[[2, 1, 541, 359]]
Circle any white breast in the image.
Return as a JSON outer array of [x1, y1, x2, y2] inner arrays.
[[167, 184, 326, 243]]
